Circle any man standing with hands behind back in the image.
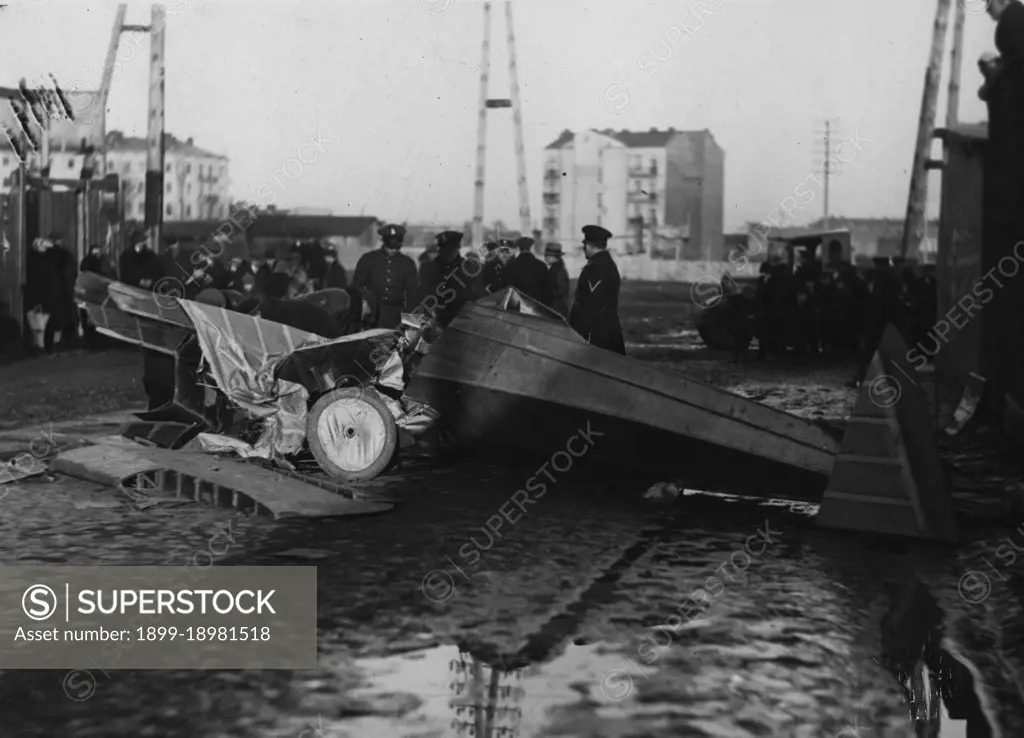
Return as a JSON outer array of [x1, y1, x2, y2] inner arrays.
[[351, 224, 420, 329], [569, 225, 625, 354]]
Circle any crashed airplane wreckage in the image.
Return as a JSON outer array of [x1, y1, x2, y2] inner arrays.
[[76, 271, 842, 500]]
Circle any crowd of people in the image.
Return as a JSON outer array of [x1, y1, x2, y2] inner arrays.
[[719, 249, 938, 386]]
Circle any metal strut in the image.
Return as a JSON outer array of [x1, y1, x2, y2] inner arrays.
[[471, 1, 532, 247]]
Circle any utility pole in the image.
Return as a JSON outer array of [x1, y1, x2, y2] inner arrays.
[[471, 3, 492, 248], [901, 0, 952, 259], [947, 0, 965, 127], [823, 120, 831, 230], [471, 1, 532, 247], [125, 3, 167, 254]]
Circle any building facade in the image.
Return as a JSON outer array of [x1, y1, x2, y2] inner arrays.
[[1, 129, 229, 223], [541, 128, 724, 259], [104, 131, 229, 222]]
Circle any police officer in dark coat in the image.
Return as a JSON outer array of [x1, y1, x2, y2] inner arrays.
[[502, 236, 551, 305], [419, 231, 474, 326], [480, 241, 506, 295], [543, 242, 571, 316], [351, 224, 420, 329], [569, 225, 625, 354]]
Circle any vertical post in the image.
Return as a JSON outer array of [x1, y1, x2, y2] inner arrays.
[[823, 120, 831, 230], [472, 3, 492, 247], [902, 0, 952, 258], [145, 3, 166, 254], [947, 0, 965, 127], [505, 1, 532, 241], [98, 4, 128, 178]]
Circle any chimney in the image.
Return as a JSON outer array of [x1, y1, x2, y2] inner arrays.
[[186, 137, 194, 146], [668, 127, 676, 133], [649, 127, 657, 132]]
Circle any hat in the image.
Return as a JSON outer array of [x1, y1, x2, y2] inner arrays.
[[515, 236, 535, 250], [378, 224, 406, 243], [871, 257, 891, 267], [498, 238, 515, 249], [436, 231, 464, 251], [543, 242, 563, 257], [582, 225, 612, 245]]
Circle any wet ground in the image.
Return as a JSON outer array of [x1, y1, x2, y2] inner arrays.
[[1, 285, 1023, 736]]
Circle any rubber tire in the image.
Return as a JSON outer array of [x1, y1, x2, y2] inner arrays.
[[306, 387, 398, 482]]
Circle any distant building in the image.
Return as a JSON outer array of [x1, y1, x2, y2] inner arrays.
[[541, 127, 724, 259], [105, 131, 229, 222], [806, 217, 939, 260], [0, 127, 229, 223]]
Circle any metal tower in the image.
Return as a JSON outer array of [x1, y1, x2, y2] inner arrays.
[[472, 1, 532, 247]]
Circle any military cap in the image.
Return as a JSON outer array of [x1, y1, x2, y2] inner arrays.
[[498, 238, 515, 249], [890, 256, 907, 267], [582, 225, 612, 245], [378, 224, 406, 243], [436, 231, 464, 251], [515, 236, 535, 250], [871, 257, 891, 267], [543, 242, 563, 257]]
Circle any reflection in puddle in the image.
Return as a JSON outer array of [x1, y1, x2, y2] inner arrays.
[[315, 643, 630, 737]]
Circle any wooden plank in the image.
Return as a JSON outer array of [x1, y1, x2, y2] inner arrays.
[[839, 418, 898, 457], [450, 304, 836, 453], [414, 311, 837, 475], [817, 326, 959, 542], [52, 443, 393, 519]]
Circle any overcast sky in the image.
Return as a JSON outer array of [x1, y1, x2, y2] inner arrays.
[[0, 0, 997, 232]]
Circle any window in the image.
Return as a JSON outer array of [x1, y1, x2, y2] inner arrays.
[[597, 165, 602, 183], [186, 204, 192, 218], [166, 205, 173, 216], [166, 183, 172, 193], [186, 183, 191, 194], [124, 162, 131, 173], [597, 193, 603, 210], [68, 158, 75, 169], [630, 155, 641, 168], [165, 163, 171, 173], [650, 158, 657, 170], [137, 202, 144, 217], [1, 156, 8, 166], [186, 164, 192, 174]]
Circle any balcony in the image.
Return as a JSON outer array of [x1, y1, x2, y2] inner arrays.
[[627, 190, 657, 203], [544, 169, 561, 180], [543, 192, 560, 204], [628, 163, 658, 177], [543, 217, 559, 230]]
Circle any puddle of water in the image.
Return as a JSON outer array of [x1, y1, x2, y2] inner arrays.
[[313, 643, 630, 738]]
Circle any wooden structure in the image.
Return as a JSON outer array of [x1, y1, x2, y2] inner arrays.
[[51, 443, 392, 519], [407, 288, 840, 499], [901, 0, 952, 258], [929, 124, 986, 394], [817, 325, 959, 542]]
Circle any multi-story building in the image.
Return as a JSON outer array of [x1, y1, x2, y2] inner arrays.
[[541, 127, 724, 259], [0, 129, 229, 223], [104, 131, 229, 222]]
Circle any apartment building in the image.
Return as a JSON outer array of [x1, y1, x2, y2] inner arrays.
[[0, 129, 229, 223], [105, 131, 229, 222], [541, 127, 724, 259]]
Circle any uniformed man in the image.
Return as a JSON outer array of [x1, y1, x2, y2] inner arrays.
[[569, 225, 625, 354], [481, 241, 506, 294], [543, 242, 570, 316], [419, 231, 474, 325], [502, 236, 551, 305], [351, 224, 421, 329]]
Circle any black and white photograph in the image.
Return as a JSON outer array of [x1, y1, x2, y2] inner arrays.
[[0, 0, 1023, 734]]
